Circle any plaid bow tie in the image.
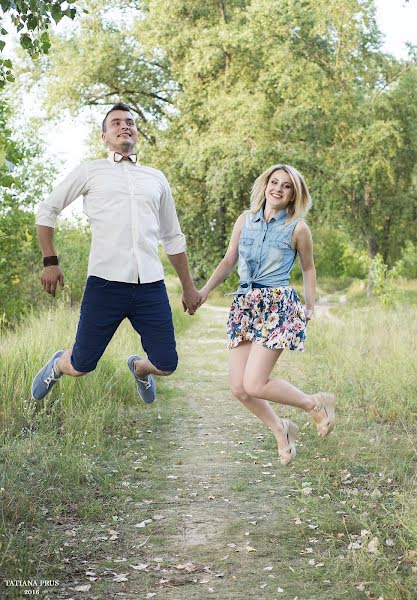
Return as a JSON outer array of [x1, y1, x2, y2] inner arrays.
[[114, 152, 137, 164]]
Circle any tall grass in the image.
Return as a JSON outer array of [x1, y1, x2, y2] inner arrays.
[[0, 289, 191, 590], [273, 302, 417, 599], [1, 290, 416, 598]]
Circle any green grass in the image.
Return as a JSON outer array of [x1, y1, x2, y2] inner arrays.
[[254, 302, 417, 599], [0, 281, 416, 599], [0, 284, 193, 597]]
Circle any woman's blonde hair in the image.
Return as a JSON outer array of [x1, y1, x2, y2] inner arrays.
[[250, 164, 312, 220]]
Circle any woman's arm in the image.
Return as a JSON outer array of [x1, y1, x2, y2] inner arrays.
[[199, 213, 245, 303], [294, 221, 316, 321]]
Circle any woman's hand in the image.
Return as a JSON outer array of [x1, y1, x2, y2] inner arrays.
[[198, 287, 209, 307], [305, 306, 314, 322]]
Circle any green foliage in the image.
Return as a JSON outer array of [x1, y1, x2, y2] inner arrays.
[[308, 225, 368, 280], [0, 98, 53, 322], [0, 0, 81, 87], [39, 0, 174, 147], [15, 0, 417, 287], [369, 254, 400, 306], [395, 240, 417, 279], [395, 241, 417, 279], [55, 221, 91, 305]]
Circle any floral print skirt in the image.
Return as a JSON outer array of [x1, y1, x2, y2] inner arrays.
[[227, 287, 306, 351]]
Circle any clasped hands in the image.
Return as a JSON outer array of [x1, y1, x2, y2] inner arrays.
[[181, 286, 209, 315]]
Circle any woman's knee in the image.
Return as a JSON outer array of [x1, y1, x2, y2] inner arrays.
[[230, 383, 251, 403], [242, 377, 265, 399]]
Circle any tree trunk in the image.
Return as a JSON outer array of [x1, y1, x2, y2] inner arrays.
[[366, 236, 378, 298]]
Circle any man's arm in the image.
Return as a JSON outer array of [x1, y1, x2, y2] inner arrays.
[[36, 225, 65, 297], [167, 252, 201, 315], [35, 162, 87, 296]]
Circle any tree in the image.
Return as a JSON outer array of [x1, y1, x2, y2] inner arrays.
[[34, 0, 175, 147], [0, 97, 59, 322], [24, 0, 417, 285], [0, 0, 81, 87]]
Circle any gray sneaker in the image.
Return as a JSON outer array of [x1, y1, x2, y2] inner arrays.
[[31, 350, 64, 401], [127, 355, 156, 404]]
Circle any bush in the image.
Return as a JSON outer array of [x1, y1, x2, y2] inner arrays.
[[292, 225, 368, 281], [395, 241, 417, 279], [370, 254, 400, 306]]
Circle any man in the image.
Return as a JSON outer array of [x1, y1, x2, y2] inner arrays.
[[32, 102, 201, 404]]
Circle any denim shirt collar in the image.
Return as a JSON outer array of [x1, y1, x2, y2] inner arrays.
[[252, 208, 288, 223]]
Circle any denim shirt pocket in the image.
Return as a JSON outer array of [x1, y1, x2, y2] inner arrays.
[[266, 238, 290, 264], [239, 236, 255, 258]]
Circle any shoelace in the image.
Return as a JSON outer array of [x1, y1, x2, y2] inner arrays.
[[138, 377, 151, 390], [43, 368, 59, 388]]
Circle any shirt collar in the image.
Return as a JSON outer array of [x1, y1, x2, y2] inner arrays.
[[252, 208, 288, 223]]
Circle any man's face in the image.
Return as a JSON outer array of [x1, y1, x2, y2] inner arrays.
[[102, 110, 138, 154]]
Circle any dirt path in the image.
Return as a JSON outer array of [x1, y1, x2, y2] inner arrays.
[[111, 306, 316, 600], [57, 305, 335, 600]]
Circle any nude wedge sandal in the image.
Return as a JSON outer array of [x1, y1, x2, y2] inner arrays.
[[279, 419, 299, 465], [309, 393, 336, 437]]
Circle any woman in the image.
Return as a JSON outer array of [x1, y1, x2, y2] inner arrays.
[[199, 164, 335, 465]]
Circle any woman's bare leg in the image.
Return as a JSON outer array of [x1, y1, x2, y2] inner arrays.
[[229, 342, 295, 458], [242, 343, 316, 411]]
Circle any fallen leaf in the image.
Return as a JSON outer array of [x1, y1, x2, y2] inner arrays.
[[130, 564, 149, 571], [367, 537, 379, 554], [135, 519, 153, 528], [175, 562, 196, 572], [113, 573, 128, 582], [72, 585, 91, 592]]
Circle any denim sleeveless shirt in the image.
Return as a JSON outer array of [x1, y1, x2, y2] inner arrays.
[[234, 208, 301, 295]]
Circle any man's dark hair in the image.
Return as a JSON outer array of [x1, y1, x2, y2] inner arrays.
[[102, 102, 133, 132]]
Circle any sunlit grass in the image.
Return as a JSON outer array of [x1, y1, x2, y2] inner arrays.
[[0, 284, 416, 598]]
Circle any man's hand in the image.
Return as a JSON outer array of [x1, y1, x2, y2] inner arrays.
[[41, 265, 65, 297], [182, 286, 202, 315]]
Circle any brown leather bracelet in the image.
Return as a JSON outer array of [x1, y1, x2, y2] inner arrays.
[[43, 255, 59, 267]]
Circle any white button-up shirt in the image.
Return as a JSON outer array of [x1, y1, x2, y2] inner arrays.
[[36, 153, 186, 283]]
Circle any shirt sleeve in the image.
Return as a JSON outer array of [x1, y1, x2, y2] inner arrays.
[[35, 162, 88, 228], [159, 174, 187, 255]]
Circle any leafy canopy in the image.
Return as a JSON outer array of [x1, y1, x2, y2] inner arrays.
[[0, 0, 82, 87]]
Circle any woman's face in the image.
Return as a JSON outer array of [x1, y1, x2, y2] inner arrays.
[[264, 169, 294, 211]]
